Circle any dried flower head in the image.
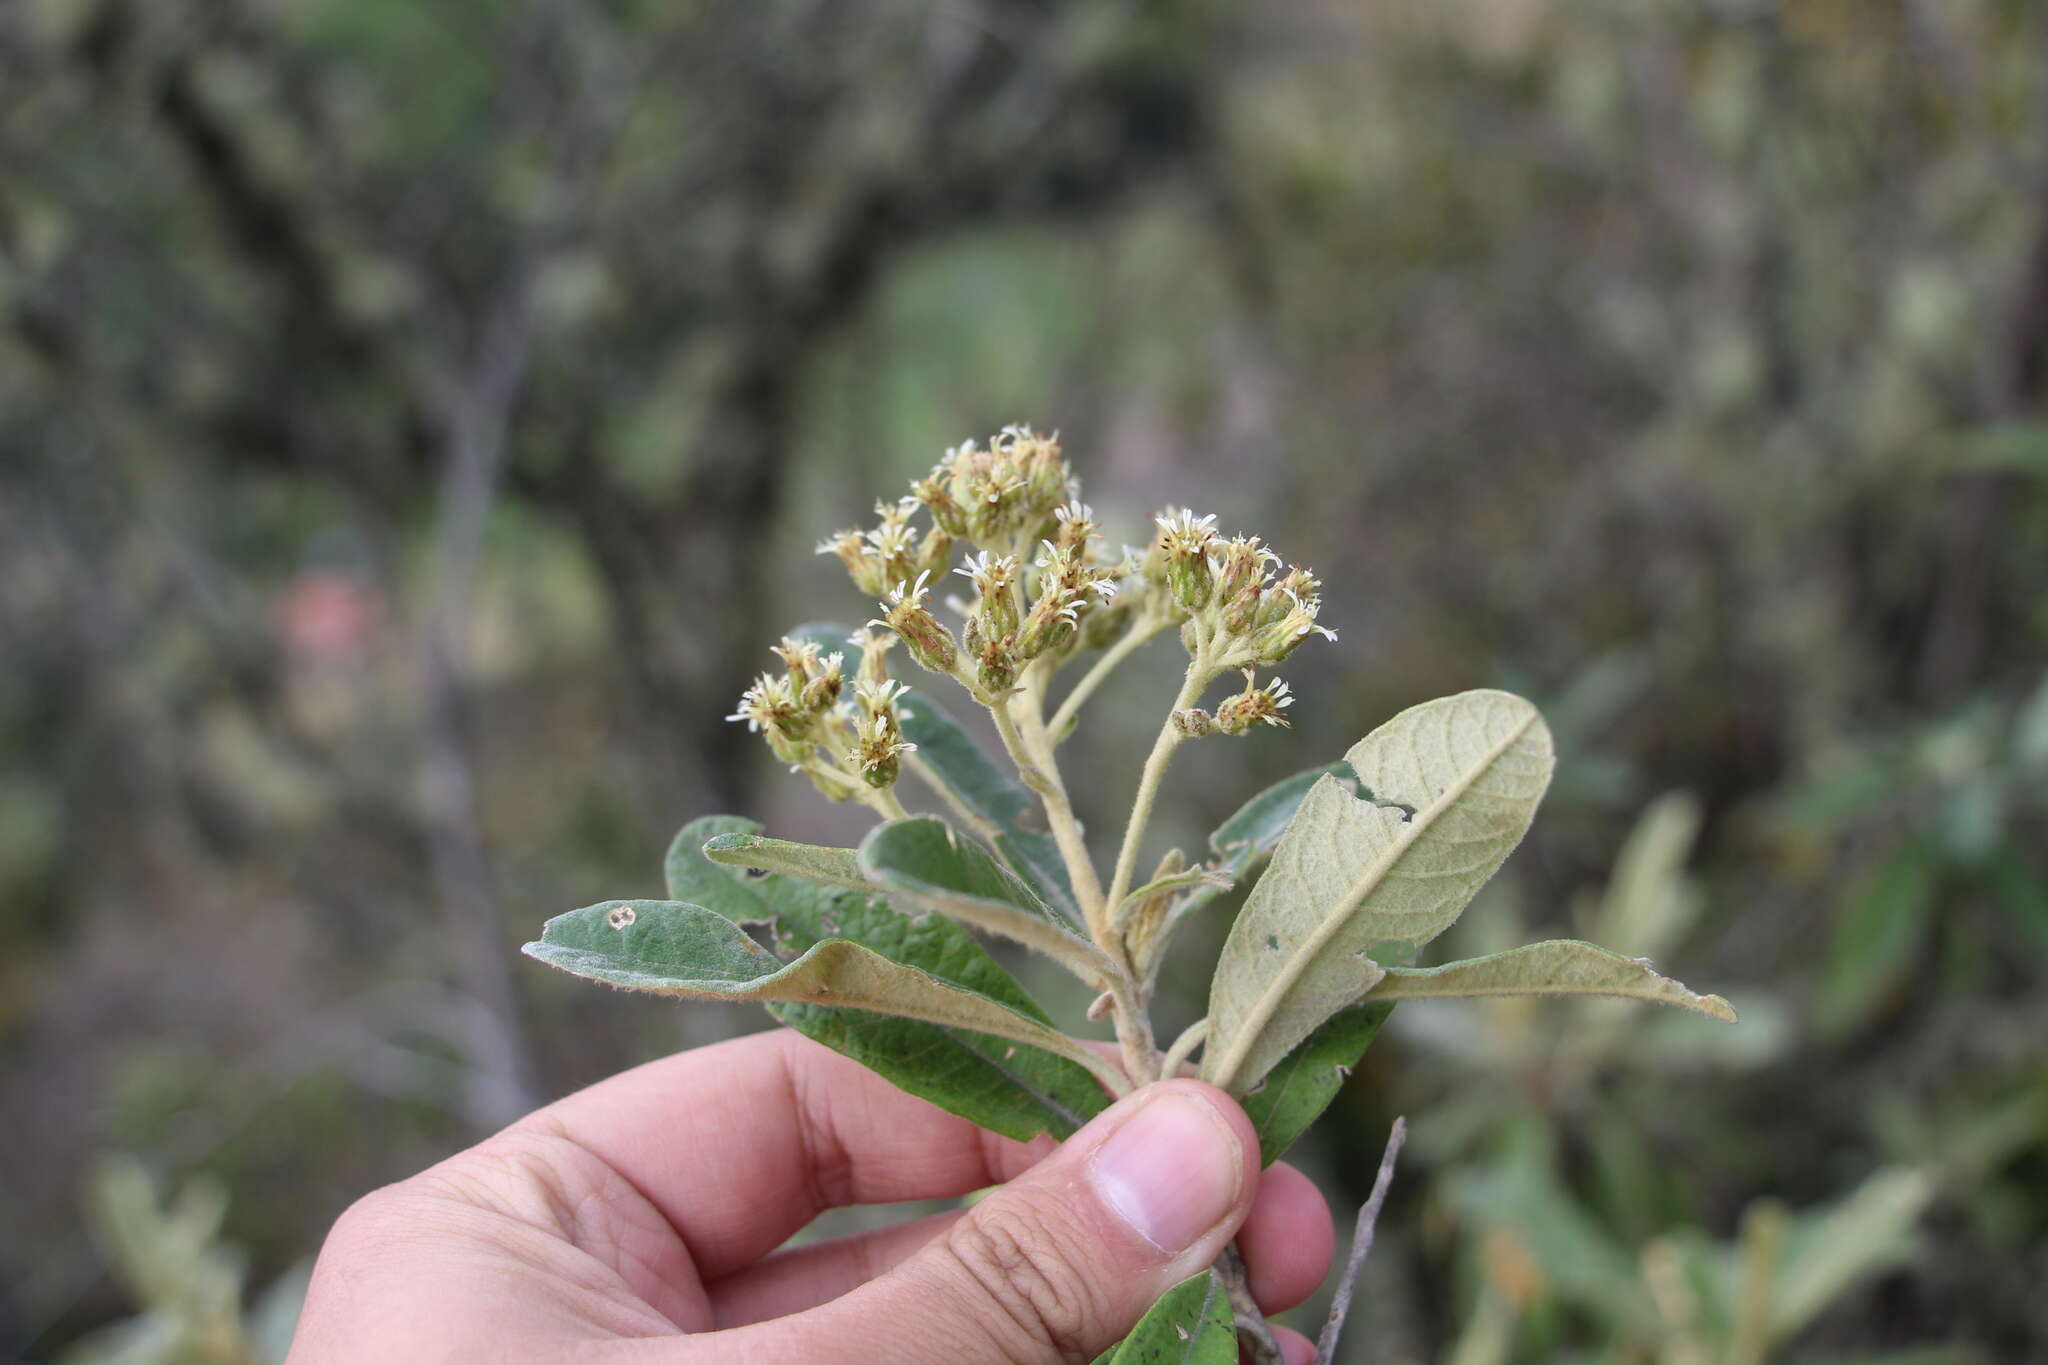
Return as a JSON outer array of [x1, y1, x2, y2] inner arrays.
[[1215, 671, 1295, 735]]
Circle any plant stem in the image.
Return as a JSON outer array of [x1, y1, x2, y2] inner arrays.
[[1159, 1017, 1207, 1076], [1102, 651, 1213, 925], [1313, 1117, 1408, 1365], [1047, 613, 1168, 741], [990, 696, 1108, 930], [865, 785, 910, 820]]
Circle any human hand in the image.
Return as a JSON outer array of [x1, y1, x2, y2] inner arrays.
[[287, 1029, 1336, 1363]]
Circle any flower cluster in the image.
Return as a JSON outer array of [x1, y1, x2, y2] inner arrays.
[[744, 427, 1338, 782], [815, 498, 953, 600], [912, 425, 1076, 549], [818, 427, 1136, 696], [725, 633, 915, 800], [1143, 509, 1335, 670]]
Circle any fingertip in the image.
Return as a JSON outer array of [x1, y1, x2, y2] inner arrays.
[[1130, 1079, 1263, 1213], [1269, 1323, 1318, 1365], [1240, 1161, 1337, 1313]]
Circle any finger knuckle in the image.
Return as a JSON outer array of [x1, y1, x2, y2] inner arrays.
[[944, 1204, 1101, 1362]]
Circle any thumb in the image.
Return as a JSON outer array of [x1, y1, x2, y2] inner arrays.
[[822, 1079, 1258, 1364]]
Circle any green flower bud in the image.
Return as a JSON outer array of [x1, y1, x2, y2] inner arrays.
[[1154, 508, 1220, 614]]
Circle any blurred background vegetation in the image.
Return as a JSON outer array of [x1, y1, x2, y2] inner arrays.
[[4, 0, 2046, 1359]]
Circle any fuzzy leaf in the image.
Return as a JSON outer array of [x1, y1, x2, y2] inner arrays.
[[1204, 690, 1553, 1095], [1089, 1271, 1237, 1365], [765, 887, 1112, 1140], [860, 816, 1118, 985], [1365, 940, 1736, 1021], [1239, 1003, 1394, 1166], [702, 832, 868, 891], [672, 818, 1110, 1138], [524, 899, 1123, 1097], [665, 815, 777, 924], [1140, 762, 1351, 987]]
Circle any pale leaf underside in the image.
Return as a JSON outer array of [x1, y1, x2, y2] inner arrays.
[[1366, 939, 1736, 1021], [1205, 690, 1555, 1095], [703, 832, 868, 891]]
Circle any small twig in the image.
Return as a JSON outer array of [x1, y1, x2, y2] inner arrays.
[[1313, 1117, 1408, 1365], [1218, 1243, 1285, 1365]]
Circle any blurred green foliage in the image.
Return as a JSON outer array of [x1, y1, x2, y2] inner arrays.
[[3, 0, 2046, 1358]]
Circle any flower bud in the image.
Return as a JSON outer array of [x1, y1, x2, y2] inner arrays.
[[911, 467, 971, 537], [1154, 508, 1220, 614], [976, 637, 1016, 694], [851, 679, 918, 788], [914, 525, 954, 585], [1172, 708, 1216, 738], [1215, 671, 1295, 734], [956, 551, 1022, 642], [815, 529, 889, 597], [872, 571, 959, 675], [802, 651, 844, 710], [1251, 590, 1336, 664]]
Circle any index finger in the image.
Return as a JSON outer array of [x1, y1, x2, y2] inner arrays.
[[514, 1026, 1059, 1280]]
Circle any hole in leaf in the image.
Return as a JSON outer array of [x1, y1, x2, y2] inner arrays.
[[606, 905, 637, 930], [742, 866, 770, 881], [1329, 762, 1367, 799]]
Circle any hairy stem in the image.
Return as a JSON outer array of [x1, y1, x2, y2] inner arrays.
[[863, 785, 910, 821], [1047, 612, 1168, 741], [991, 696, 1108, 930], [1102, 651, 1212, 924], [1159, 1017, 1207, 1077]]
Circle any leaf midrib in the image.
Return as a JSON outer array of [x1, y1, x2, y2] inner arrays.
[[1210, 707, 1537, 1092]]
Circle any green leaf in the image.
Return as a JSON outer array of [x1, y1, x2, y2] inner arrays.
[[1089, 1271, 1237, 1365], [523, 900, 1124, 1096], [1239, 1002, 1393, 1166], [702, 831, 868, 891], [766, 886, 1113, 1141], [1204, 690, 1554, 1095], [1815, 841, 1934, 1037], [671, 816, 1111, 1140], [860, 816, 1118, 986], [665, 814, 777, 924], [1364, 940, 1736, 1021]]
